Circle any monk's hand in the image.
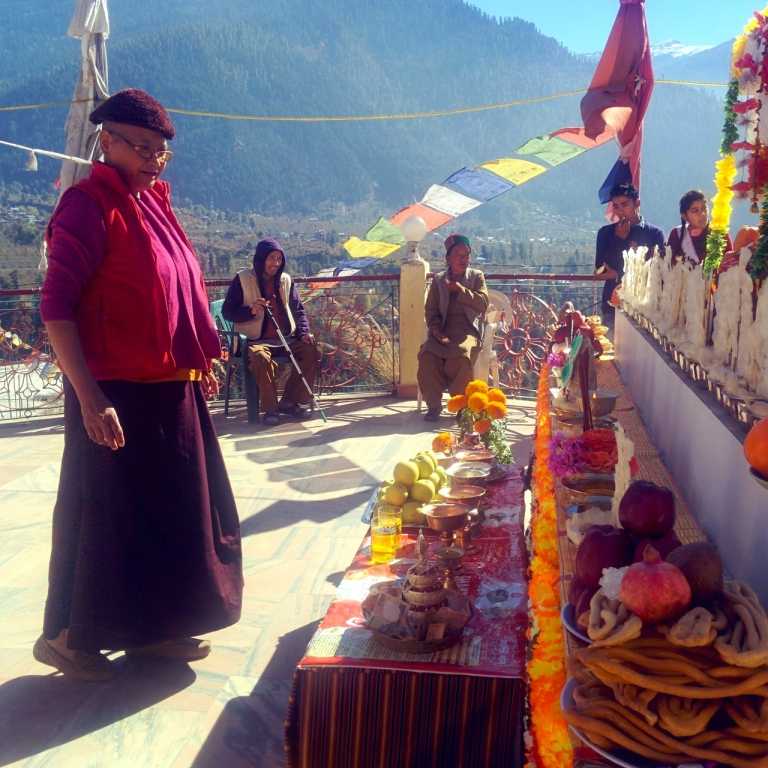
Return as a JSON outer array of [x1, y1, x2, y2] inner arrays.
[[201, 369, 219, 399], [250, 298, 269, 315], [301, 333, 315, 345], [431, 328, 450, 345], [80, 389, 125, 451], [446, 280, 462, 293], [615, 218, 631, 240]]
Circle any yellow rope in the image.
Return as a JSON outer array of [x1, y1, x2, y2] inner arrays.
[[0, 80, 728, 122]]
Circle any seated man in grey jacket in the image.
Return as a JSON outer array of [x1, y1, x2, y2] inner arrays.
[[222, 238, 317, 426], [417, 234, 489, 421]]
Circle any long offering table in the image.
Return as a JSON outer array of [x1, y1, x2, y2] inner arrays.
[[614, 310, 768, 604], [285, 471, 528, 768]]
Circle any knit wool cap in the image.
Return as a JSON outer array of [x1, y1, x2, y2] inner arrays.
[[444, 233, 471, 256], [90, 89, 175, 140]]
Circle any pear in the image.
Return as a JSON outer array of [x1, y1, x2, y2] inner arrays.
[[415, 451, 436, 471], [414, 455, 434, 480], [409, 478, 435, 503], [383, 483, 408, 507], [393, 460, 419, 487], [402, 501, 426, 526]]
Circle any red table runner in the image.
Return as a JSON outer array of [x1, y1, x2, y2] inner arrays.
[[298, 471, 528, 678]]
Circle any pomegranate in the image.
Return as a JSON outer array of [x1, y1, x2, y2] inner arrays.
[[620, 544, 692, 623], [574, 525, 633, 589], [568, 577, 597, 617], [619, 481, 676, 537], [632, 529, 682, 562]]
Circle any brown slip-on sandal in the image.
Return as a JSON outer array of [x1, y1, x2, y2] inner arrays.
[[125, 637, 211, 661], [33, 635, 115, 682]]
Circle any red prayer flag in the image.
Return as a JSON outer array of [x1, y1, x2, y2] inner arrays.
[[580, 0, 654, 192]]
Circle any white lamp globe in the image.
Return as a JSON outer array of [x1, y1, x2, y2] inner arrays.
[[400, 215, 428, 243]]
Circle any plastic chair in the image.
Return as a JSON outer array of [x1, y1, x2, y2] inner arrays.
[[209, 299, 294, 423], [210, 299, 256, 420]]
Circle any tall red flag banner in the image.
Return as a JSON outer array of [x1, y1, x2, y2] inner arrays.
[[581, 0, 654, 202]]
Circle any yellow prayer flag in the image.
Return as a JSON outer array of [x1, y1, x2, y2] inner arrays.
[[480, 157, 547, 185], [342, 236, 401, 259]]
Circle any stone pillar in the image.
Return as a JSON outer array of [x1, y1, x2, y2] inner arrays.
[[397, 247, 428, 398]]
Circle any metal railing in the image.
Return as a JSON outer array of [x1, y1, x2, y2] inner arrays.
[[0, 271, 606, 420], [0, 291, 63, 420], [207, 274, 400, 398]]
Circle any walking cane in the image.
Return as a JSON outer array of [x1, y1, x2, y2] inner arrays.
[[263, 302, 328, 422]]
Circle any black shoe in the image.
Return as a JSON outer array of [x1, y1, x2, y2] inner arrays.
[[424, 408, 441, 422], [263, 412, 280, 426]]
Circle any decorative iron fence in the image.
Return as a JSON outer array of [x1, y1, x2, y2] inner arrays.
[[483, 273, 606, 395], [206, 274, 400, 399], [0, 271, 606, 419], [0, 291, 63, 421]]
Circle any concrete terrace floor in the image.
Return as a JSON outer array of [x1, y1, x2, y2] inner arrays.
[[0, 395, 535, 768]]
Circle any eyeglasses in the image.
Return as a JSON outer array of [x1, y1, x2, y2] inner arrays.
[[105, 128, 173, 164]]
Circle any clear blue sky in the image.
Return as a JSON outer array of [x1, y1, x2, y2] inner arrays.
[[470, 1, 761, 53]]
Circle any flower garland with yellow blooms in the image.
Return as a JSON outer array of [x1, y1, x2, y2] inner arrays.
[[525, 363, 574, 768], [704, 4, 768, 275]]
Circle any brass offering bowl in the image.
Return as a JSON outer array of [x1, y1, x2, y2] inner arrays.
[[447, 462, 492, 487], [454, 448, 495, 463], [438, 484, 486, 505], [560, 474, 616, 506], [555, 414, 616, 438], [590, 390, 619, 418], [424, 503, 471, 548]]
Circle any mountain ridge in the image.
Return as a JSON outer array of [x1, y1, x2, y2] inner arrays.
[[0, 0, 737, 234]]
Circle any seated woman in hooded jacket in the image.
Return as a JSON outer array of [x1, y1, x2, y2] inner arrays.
[[222, 239, 317, 426]]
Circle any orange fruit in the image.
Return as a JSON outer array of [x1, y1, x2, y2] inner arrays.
[[744, 418, 768, 477]]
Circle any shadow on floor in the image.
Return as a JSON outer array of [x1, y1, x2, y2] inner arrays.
[[0, 657, 195, 767], [0, 416, 65, 439], [191, 621, 321, 768], [239, 487, 374, 537]]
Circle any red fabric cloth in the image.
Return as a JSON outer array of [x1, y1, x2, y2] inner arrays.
[[298, 470, 528, 678], [580, 0, 654, 190], [42, 163, 221, 379]]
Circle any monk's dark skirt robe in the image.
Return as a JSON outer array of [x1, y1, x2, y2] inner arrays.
[[43, 379, 243, 652]]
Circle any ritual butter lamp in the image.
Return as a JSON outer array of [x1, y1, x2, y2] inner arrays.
[[424, 503, 470, 548]]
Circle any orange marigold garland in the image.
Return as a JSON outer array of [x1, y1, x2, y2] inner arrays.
[[526, 363, 574, 768]]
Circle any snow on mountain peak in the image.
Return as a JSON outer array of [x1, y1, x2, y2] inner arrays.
[[651, 40, 715, 58]]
